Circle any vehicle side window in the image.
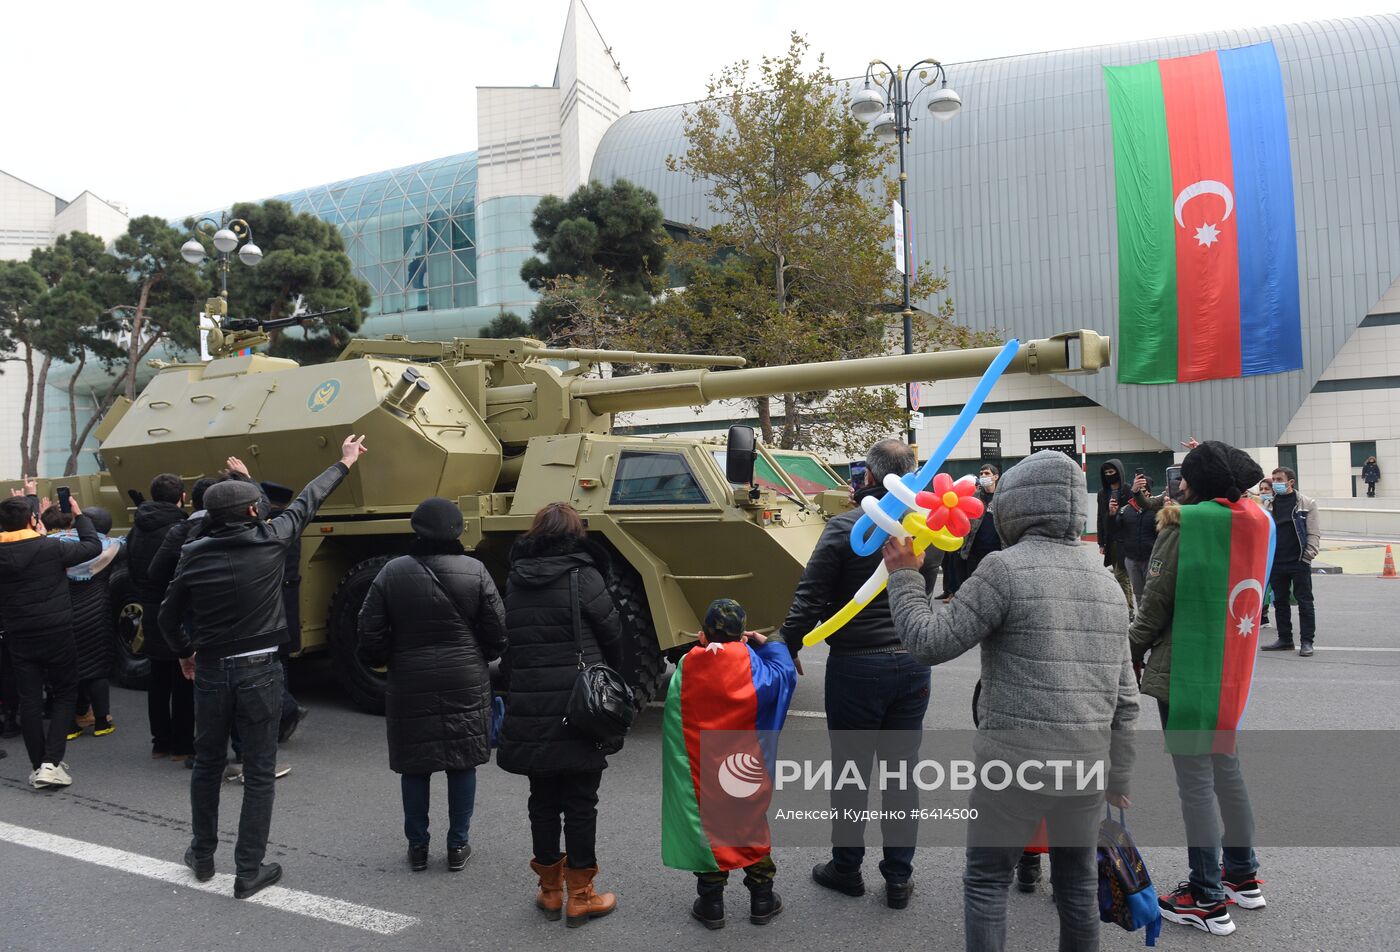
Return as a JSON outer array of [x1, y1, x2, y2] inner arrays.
[[772, 452, 845, 494], [711, 450, 787, 492], [610, 451, 709, 506]]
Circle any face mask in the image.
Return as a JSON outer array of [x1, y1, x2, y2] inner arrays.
[[979, 476, 995, 490], [1272, 482, 1288, 495]]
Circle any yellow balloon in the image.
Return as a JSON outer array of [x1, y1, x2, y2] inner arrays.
[[804, 514, 939, 646], [901, 512, 937, 550], [801, 598, 864, 646], [931, 526, 965, 552]]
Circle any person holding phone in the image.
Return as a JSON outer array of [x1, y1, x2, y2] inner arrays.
[[0, 491, 101, 788], [45, 505, 123, 739], [1097, 459, 1136, 619], [1117, 471, 1161, 603]]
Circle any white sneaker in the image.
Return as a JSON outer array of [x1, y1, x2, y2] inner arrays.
[[34, 762, 71, 788], [29, 767, 49, 789], [234, 763, 291, 784]]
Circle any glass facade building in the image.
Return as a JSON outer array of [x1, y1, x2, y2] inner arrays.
[[270, 152, 535, 338]]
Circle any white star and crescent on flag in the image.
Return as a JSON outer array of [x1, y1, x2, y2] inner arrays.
[[1227, 579, 1265, 638], [1175, 179, 1234, 250]]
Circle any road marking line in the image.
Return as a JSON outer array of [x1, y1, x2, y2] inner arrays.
[[0, 821, 417, 936], [1312, 646, 1400, 653]]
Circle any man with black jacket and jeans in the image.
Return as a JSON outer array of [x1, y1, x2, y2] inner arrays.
[[1261, 466, 1321, 657], [160, 435, 368, 898], [777, 438, 940, 909], [0, 494, 101, 788], [127, 473, 196, 762]]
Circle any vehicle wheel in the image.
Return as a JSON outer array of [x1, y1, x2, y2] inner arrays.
[[608, 565, 669, 709], [327, 555, 392, 715], [108, 564, 151, 690]]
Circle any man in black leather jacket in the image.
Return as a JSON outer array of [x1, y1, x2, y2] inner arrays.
[[159, 435, 367, 899], [776, 438, 940, 909]]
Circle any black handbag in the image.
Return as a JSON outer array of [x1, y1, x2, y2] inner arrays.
[[562, 569, 634, 751]]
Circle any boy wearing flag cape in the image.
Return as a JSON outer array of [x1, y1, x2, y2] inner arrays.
[[1130, 441, 1271, 938], [662, 598, 797, 930]]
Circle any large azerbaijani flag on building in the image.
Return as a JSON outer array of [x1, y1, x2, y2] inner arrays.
[[1168, 498, 1276, 752], [1105, 42, 1302, 384]]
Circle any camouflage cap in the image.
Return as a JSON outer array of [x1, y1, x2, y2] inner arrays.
[[703, 598, 747, 640]]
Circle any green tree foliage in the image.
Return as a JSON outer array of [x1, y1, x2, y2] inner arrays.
[[1, 223, 211, 476], [110, 217, 210, 400], [519, 180, 667, 341], [0, 259, 50, 476], [478, 311, 530, 339], [637, 33, 990, 455], [196, 200, 371, 365]]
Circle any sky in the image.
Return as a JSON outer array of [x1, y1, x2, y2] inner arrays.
[[4, 0, 1396, 218]]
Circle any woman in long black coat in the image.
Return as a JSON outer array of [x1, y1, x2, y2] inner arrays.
[[498, 503, 624, 927], [45, 506, 122, 737], [358, 497, 508, 873]]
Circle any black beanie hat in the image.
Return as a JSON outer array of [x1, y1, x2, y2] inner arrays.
[[1180, 441, 1264, 503], [85, 506, 113, 535], [411, 497, 464, 542]]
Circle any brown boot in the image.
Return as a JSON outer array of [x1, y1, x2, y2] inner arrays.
[[563, 865, 617, 928], [530, 857, 566, 921]]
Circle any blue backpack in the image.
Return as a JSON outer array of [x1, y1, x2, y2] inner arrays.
[[1097, 806, 1162, 946]]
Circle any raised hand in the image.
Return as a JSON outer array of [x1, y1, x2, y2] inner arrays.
[[23, 476, 37, 496], [340, 434, 369, 468], [881, 536, 924, 573], [226, 456, 250, 478]]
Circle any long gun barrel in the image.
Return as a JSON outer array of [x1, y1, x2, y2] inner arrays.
[[524, 347, 746, 368], [570, 330, 1110, 415]]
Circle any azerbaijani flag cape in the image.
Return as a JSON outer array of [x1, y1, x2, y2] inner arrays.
[[1105, 42, 1302, 384], [661, 640, 797, 872], [1168, 498, 1276, 751]]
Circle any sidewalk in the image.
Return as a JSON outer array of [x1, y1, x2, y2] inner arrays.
[[1314, 537, 1399, 576]]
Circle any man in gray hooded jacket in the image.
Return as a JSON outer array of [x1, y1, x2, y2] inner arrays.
[[883, 450, 1139, 952]]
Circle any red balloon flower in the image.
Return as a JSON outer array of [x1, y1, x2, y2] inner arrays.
[[915, 473, 985, 537]]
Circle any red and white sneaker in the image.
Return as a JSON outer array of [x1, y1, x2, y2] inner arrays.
[[1221, 870, 1266, 909], [1159, 882, 1237, 936]]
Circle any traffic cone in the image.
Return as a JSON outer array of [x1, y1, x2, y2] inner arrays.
[[1381, 544, 1398, 580]]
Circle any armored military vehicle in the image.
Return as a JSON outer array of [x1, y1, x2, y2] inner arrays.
[[13, 327, 1109, 712]]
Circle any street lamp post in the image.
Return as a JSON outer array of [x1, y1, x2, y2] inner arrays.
[[181, 214, 262, 328], [851, 59, 961, 449]]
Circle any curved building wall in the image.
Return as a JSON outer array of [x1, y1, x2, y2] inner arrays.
[[590, 15, 1400, 452]]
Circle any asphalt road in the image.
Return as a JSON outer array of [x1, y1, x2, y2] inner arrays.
[[2, 573, 1398, 952]]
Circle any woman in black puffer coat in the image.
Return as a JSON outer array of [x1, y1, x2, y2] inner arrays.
[[358, 498, 508, 873], [498, 503, 623, 927]]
